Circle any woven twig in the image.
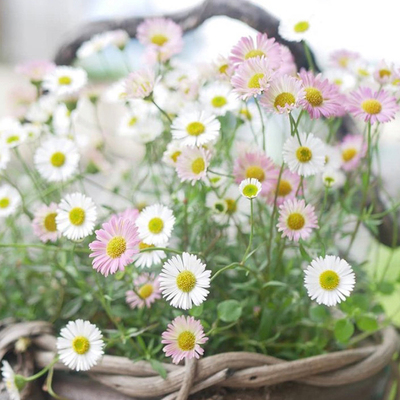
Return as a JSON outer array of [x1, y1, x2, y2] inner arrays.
[[1, 321, 398, 399]]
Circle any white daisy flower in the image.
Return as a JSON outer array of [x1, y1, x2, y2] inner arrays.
[[171, 110, 220, 147], [162, 141, 183, 167], [133, 241, 167, 268], [42, 66, 88, 98], [1, 125, 26, 148], [323, 144, 342, 170], [56, 193, 97, 240], [199, 82, 240, 116], [159, 252, 211, 310], [304, 255, 356, 307], [175, 146, 211, 185], [282, 133, 325, 177], [0, 185, 21, 218], [76, 34, 110, 59], [239, 178, 262, 199], [34, 138, 80, 182], [56, 320, 104, 371], [0, 146, 11, 171], [322, 169, 345, 189], [1, 361, 23, 400], [135, 204, 176, 246], [279, 13, 314, 42], [117, 101, 155, 137], [22, 123, 43, 142]]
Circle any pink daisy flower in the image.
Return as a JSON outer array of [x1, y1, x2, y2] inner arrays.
[[231, 57, 274, 100], [266, 169, 302, 206], [275, 45, 297, 77], [89, 216, 140, 277], [346, 87, 398, 125], [373, 60, 394, 85], [161, 316, 208, 364], [32, 202, 61, 243], [16, 60, 56, 82], [175, 146, 211, 185], [298, 70, 344, 119], [339, 134, 367, 172], [233, 151, 279, 195], [277, 198, 318, 242], [229, 33, 282, 70], [125, 68, 156, 99], [330, 50, 359, 70], [116, 208, 140, 224], [125, 273, 161, 309]]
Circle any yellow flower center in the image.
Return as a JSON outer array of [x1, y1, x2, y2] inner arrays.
[[171, 151, 181, 163], [50, 152, 66, 167], [274, 92, 296, 109], [106, 236, 127, 259], [294, 21, 310, 33], [333, 78, 343, 86], [72, 336, 90, 355], [138, 283, 154, 299], [379, 69, 391, 78], [177, 331, 196, 351], [361, 99, 382, 115], [58, 76, 72, 85], [219, 64, 228, 74], [358, 68, 369, 77], [148, 217, 164, 234], [6, 135, 20, 144], [186, 122, 205, 136], [240, 109, 252, 120], [129, 117, 138, 126], [319, 270, 340, 290], [211, 96, 227, 108], [342, 148, 357, 162], [191, 157, 205, 175], [44, 213, 57, 232], [176, 270, 196, 292], [139, 241, 155, 250], [69, 207, 85, 226], [287, 212, 305, 230], [305, 87, 323, 107], [246, 166, 265, 182], [338, 57, 349, 68], [278, 180, 292, 196], [242, 184, 259, 198], [296, 146, 312, 163], [245, 49, 265, 59], [225, 198, 237, 214], [248, 73, 264, 89], [0, 197, 10, 208], [151, 34, 168, 46]]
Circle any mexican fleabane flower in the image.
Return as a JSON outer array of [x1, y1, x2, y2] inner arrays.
[[298, 70, 343, 119], [32, 202, 61, 243], [339, 134, 367, 172], [89, 215, 140, 276], [159, 252, 211, 310], [211, 54, 234, 80], [304, 255, 355, 307], [162, 141, 183, 167], [322, 169, 345, 189], [135, 204, 175, 245], [162, 316, 208, 364], [56, 193, 97, 240], [0, 185, 21, 218], [231, 57, 274, 100], [278, 14, 313, 42], [126, 273, 161, 309], [373, 60, 394, 85], [42, 66, 87, 98], [125, 68, 156, 99], [199, 82, 240, 116], [76, 34, 110, 59], [56, 320, 104, 371], [1, 361, 24, 400], [133, 241, 167, 268], [16, 59, 56, 82], [346, 87, 398, 125], [277, 198, 318, 242], [260, 75, 305, 114], [175, 146, 211, 185], [1, 125, 26, 148], [229, 32, 282, 70], [266, 169, 301, 206], [239, 178, 262, 199], [282, 133, 325, 177], [329, 49, 359, 70], [34, 138, 80, 182]]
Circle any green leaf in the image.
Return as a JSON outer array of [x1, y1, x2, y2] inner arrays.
[[334, 319, 354, 342], [356, 315, 378, 332], [377, 282, 395, 295], [189, 304, 204, 317], [309, 306, 330, 323], [262, 280, 287, 289], [150, 359, 167, 379], [61, 297, 83, 319], [299, 243, 312, 262], [217, 300, 242, 323]]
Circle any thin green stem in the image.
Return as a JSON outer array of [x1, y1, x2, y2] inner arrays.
[[242, 198, 254, 263], [21, 356, 59, 382], [303, 41, 315, 72], [45, 367, 72, 400], [254, 98, 266, 151], [0, 243, 90, 253], [151, 99, 173, 124]]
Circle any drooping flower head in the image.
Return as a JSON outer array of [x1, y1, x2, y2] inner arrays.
[[339, 134, 367, 171], [32, 202, 61, 243], [175, 146, 211, 185], [56, 320, 104, 371], [0, 185, 21, 218], [1, 361, 23, 400], [89, 215, 140, 276], [159, 252, 211, 310], [125, 68, 156, 99], [126, 273, 161, 309], [304, 255, 355, 307], [162, 316, 208, 364], [346, 87, 398, 125], [277, 198, 318, 242]]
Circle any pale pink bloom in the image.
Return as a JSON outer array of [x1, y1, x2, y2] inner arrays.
[[89, 216, 140, 277], [229, 33, 282, 70], [266, 169, 302, 206], [260, 75, 305, 114], [104, 29, 130, 49], [330, 50, 359, 70], [32, 202, 61, 243], [116, 208, 140, 224], [346, 87, 398, 125], [277, 198, 318, 242], [125, 68, 156, 99], [275, 45, 297, 77], [162, 316, 208, 364], [231, 57, 274, 100], [126, 273, 161, 309], [16, 60, 56, 82], [233, 151, 279, 195], [176, 146, 211, 185], [212, 54, 235, 80], [339, 134, 367, 172], [8, 85, 36, 118], [299, 70, 344, 119], [373, 60, 394, 85]]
